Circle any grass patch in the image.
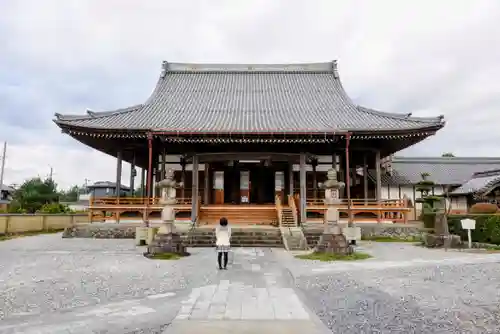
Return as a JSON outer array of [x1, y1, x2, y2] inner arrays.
[[0, 229, 64, 241], [362, 236, 420, 243], [485, 245, 500, 252], [295, 251, 372, 262], [147, 252, 190, 260]]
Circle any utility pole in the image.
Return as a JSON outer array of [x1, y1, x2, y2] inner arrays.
[[0, 142, 7, 187], [48, 165, 53, 181]]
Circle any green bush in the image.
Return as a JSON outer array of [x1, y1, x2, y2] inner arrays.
[[421, 213, 436, 229], [448, 214, 500, 245], [37, 203, 73, 214], [469, 203, 498, 214]]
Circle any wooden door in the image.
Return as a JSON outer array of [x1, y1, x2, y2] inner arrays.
[[240, 170, 250, 204], [275, 171, 284, 201], [213, 171, 224, 204]]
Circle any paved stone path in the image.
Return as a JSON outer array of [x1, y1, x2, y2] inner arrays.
[[166, 248, 328, 333]]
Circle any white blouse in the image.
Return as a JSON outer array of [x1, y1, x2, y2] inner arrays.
[[215, 225, 231, 246]]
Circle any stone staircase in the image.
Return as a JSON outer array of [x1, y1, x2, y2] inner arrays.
[[185, 226, 284, 248], [280, 227, 308, 251], [302, 226, 323, 249], [280, 207, 297, 227]]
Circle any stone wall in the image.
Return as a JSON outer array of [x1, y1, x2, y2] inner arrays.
[[62, 223, 137, 239], [0, 214, 89, 234], [359, 224, 424, 240]]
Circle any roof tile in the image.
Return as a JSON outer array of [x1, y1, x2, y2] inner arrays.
[[54, 61, 444, 133]]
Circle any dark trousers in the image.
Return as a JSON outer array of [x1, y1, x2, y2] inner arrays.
[[218, 252, 228, 268]]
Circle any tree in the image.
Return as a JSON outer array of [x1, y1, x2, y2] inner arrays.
[[134, 185, 146, 197], [59, 185, 80, 202], [11, 177, 60, 213], [441, 152, 455, 157]]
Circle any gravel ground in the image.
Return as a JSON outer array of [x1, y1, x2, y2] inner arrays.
[[3, 235, 500, 333], [284, 243, 500, 333], [0, 233, 218, 332]]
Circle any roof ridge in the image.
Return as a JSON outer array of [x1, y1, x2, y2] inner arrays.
[[393, 157, 500, 165], [472, 169, 500, 178], [357, 106, 445, 124], [55, 104, 143, 122], [160, 60, 337, 74]]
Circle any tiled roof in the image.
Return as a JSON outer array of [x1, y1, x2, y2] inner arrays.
[[88, 181, 130, 190], [451, 170, 500, 195], [54, 61, 444, 134], [0, 184, 14, 192], [369, 157, 500, 186]]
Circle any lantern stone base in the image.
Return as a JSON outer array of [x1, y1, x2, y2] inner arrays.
[[423, 233, 462, 248], [316, 232, 353, 255], [144, 232, 188, 257]]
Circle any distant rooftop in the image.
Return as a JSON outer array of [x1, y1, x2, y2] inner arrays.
[[88, 181, 130, 191], [370, 156, 500, 186], [451, 169, 500, 195], [0, 184, 14, 192]]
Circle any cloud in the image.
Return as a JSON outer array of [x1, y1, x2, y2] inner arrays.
[[0, 0, 499, 189]]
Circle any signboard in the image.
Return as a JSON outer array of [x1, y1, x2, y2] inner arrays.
[[461, 218, 476, 249], [461, 218, 476, 230], [275, 171, 284, 191], [213, 171, 224, 190], [240, 171, 250, 190]]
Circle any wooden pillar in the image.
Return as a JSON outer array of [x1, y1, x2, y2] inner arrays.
[[115, 150, 122, 199], [161, 148, 166, 180], [312, 158, 318, 199], [129, 153, 136, 197], [345, 134, 352, 225], [144, 133, 153, 226], [375, 150, 382, 202], [140, 168, 146, 197], [191, 155, 199, 222], [288, 162, 294, 196], [338, 154, 344, 198], [180, 157, 186, 199], [204, 163, 210, 204], [363, 154, 368, 203], [299, 153, 307, 224]]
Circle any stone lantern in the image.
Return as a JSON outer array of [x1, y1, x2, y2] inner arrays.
[[316, 168, 352, 255], [145, 169, 187, 256]]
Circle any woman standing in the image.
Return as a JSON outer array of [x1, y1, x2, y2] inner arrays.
[[215, 217, 231, 270]]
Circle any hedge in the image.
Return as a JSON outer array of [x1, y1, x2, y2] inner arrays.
[[448, 214, 500, 245]]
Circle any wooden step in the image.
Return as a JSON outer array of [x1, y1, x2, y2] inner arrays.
[[199, 205, 278, 225]]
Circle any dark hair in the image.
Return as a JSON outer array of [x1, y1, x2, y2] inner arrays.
[[219, 217, 228, 226]]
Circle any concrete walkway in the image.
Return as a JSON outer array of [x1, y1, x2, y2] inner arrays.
[[165, 248, 329, 333]]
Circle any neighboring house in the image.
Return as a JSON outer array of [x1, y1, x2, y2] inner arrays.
[[450, 169, 500, 205], [87, 181, 130, 198], [0, 184, 14, 210], [62, 182, 131, 211], [369, 157, 500, 219]]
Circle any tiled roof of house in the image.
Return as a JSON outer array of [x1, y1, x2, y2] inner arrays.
[[88, 181, 130, 190], [450, 169, 500, 195], [54, 61, 444, 134], [0, 184, 14, 192], [369, 157, 500, 186]]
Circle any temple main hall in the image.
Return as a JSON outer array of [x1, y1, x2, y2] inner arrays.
[[54, 61, 445, 225]]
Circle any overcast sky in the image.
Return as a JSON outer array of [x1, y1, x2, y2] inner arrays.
[[1, 0, 499, 190]]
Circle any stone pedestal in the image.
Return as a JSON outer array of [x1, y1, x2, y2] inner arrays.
[[146, 232, 187, 255], [317, 233, 352, 255], [316, 206, 353, 255]]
